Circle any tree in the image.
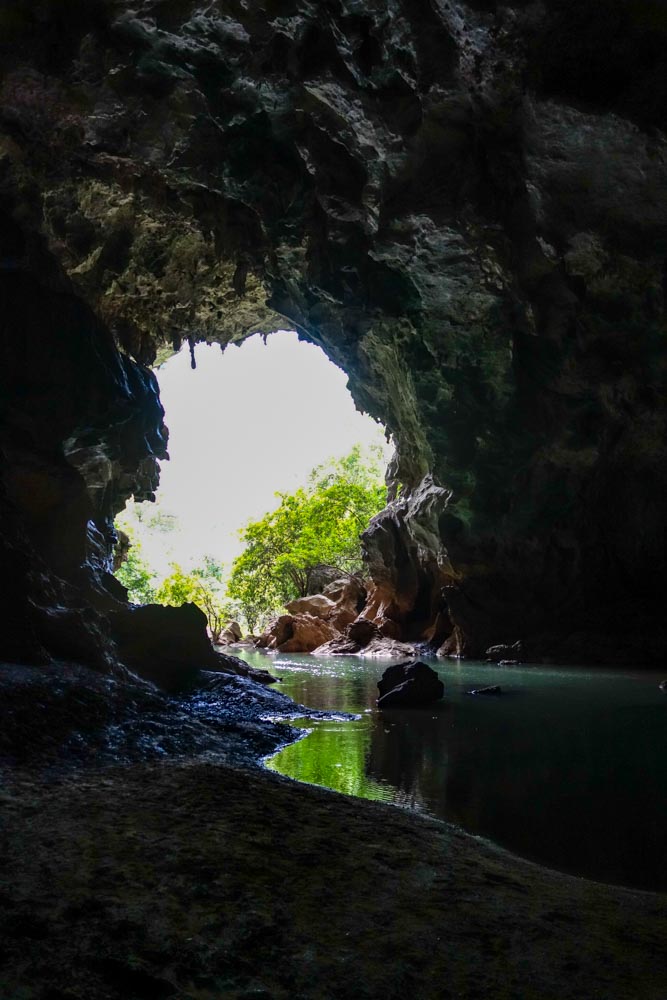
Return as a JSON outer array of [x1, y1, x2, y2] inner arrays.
[[227, 445, 386, 625], [154, 561, 240, 643], [114, 533, 157, 604]]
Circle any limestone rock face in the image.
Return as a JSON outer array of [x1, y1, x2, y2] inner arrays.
[[285, 595, 337, 620], [257, 613, 336, 654], [1, 1, 667, 666], [217, 621, 243, 645]]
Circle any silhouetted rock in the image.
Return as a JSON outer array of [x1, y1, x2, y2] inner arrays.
[[377, 661, 444, 708], [111, 603, 220, 693]]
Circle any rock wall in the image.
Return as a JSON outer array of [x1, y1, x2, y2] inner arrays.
[[1, 1, 666, 664], [0, 210, 167, 668]]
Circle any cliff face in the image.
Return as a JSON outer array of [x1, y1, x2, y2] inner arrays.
[[1, 0, 666, 665]]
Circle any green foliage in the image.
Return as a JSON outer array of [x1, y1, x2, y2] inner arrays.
[[115, 532, 157, 604], [227, 445, 386, 628], [154, 561, 240, 643]]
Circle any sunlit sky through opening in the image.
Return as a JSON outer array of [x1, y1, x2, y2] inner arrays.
[[121, 332, 392, 576]]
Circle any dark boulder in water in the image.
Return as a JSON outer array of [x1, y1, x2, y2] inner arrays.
[[377, 660, 444, 708]]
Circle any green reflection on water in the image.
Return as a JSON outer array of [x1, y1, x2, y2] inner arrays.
[[240, 649, 667, 890], [267, 717, 394, 803]]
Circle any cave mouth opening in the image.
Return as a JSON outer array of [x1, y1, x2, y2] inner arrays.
[[114, 330, 392, 637]]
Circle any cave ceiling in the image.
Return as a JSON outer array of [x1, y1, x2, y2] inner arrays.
[[1, 0, 667, 663]]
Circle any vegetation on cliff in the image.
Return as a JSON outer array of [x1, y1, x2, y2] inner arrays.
[[115, 445, 385, 635], [227, 445, 386, 632]]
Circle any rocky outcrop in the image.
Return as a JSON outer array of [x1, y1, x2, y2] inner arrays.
[[1, 1, 667, 668], [313, 631, 416, 658], [286, 577, 366, 633], [112, 603, 219, 691], [255, 613, 337, 654], [377, 660, 444, 708], [257, 578, 416, 656]]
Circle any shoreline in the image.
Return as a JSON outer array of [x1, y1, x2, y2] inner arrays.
[[2, 659, 667, 998]]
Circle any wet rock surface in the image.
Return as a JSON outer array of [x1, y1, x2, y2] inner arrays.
[[0, 657, 347, 770], [377, 660, 444, 708]]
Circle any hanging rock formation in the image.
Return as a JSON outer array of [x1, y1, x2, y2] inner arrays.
[[1, 1, 667, 669]]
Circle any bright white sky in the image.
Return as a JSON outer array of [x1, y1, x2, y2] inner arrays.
[[121, 332, 391, 576]]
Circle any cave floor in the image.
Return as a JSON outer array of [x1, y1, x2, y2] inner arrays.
[[1, 761, 666, 1000]]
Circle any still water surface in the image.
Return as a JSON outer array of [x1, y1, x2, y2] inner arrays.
[[237, 650, 667, 890]]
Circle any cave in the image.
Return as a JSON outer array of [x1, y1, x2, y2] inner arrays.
[[2, 3, 667, 672], [2, 2, 667, 996]]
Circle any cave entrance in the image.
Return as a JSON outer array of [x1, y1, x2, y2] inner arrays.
[[114, 331, 391, 636]]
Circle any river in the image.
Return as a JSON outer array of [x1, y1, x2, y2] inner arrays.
[[235, 649, 667, 891]]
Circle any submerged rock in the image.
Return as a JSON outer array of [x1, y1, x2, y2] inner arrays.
[[377, 661, 444, 708]]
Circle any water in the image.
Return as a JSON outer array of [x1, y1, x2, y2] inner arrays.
[[237, 650, 667, 891]]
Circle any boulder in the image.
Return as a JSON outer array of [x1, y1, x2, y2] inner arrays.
[[227, 621, 243, 641], [322, 577, 367, 629], [255, 615, 294, 649], [257, 613, 337, 653], [304, 565, 344, 594], [286, 580, 365, 633], [216, 621, 243, 645], [322, 577, 366, 607], [279, 614, 337, 653], [312, 637, 362, 656], [111, 603, 220, 692], [377, 660, 444, 708], [285, 594, 336, 618]]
